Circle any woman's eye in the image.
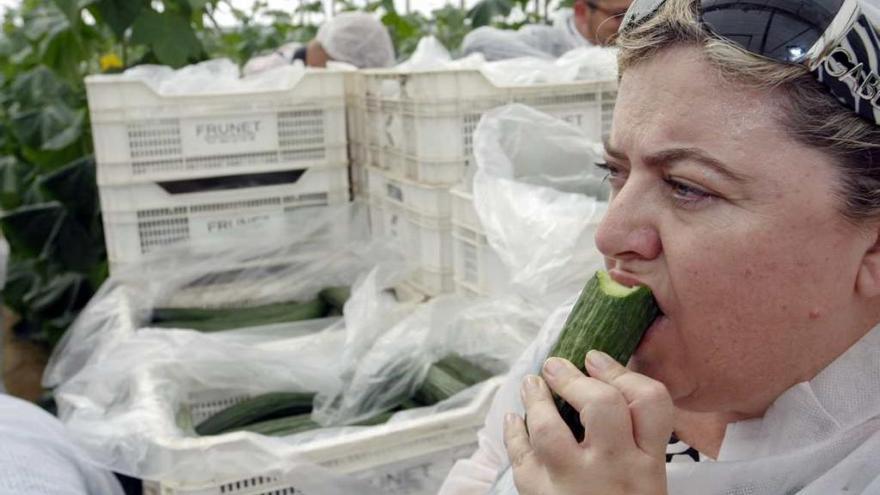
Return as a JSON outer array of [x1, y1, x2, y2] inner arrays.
[[595, 162, 625, 187], [665, 178, 714, 205]]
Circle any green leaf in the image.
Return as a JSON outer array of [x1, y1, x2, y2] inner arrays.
[[24, 272, 89, 319], [38, 155, 98, 226], [9, 103, 84, 152], [188, 0, 210, 12], [131, 9, 204, 68], [467, 0, 513, 27], [22, 6, 69, 45], [0, 156, 37, 210], [51, 0, 97, 23], [9, 66, 73, 108], [0, 202, 66, 259], [3, 258, 42, 315], [0, 201, 103, 272], [92, 0, 144, 39]]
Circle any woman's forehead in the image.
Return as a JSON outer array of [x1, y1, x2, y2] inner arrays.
[[610, 46, 794, 164]]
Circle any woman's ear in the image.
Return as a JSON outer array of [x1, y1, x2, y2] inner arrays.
[[856, 225, 880, 299]]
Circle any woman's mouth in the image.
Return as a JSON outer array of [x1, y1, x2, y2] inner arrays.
[[637, 312, 669, 352]]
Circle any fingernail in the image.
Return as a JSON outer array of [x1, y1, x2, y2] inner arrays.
[[586, 350, 615, 371], [521, 375, 541, 399], [505, 413, 517, 428], [543, 357, 567, 378]]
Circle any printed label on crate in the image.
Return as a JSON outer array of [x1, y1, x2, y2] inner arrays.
[[190, 211, 285, 239], [542, 108, 600, 140], [386, 182, 404, 202], [181, 113, 278, 156]]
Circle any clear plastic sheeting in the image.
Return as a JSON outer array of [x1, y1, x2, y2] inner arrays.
[[395, 36, 618, 86], [477, 46, 618, 86], [43, 203, 408, 389], [313, 293, 547, 428], [395, 36, 453, 71], [50, 261, 526, 493], [53, 326, 386, 491], [119, 58, 311, 94], [471, 104, 609, 307]]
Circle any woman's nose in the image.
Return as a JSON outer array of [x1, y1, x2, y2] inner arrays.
[[594, 179, 662, 262]]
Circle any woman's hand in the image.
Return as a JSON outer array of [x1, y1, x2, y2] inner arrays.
[[503, 350, 674, 495]]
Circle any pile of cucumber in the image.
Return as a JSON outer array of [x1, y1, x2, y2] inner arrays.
[[194, 354, 494, 437], [150, 287, 351, 332]]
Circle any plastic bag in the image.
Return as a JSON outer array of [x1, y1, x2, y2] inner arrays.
[[121, 58, 310, 94], [478, 46, 618, 86], [313, 293, 548, 427], [396, 36, 453, 71], [44, 203, 409, 388], [53, 275, 518, 493], [471, 104, 609, 307], [53, 326, 390, 492]]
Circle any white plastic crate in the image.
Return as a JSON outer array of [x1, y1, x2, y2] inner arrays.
[[367, 166, 452, 219], [101, 166, 350, 270], [453, 224, 509, 297], [450, 186, 509, 297], [143, 377, 503, 495], [361, 69, 617, 184], [86, 70, 349, 186], [450, 184, 480, 232], [368, 197, 384, 237], [409, 265, 455, 296], [381, 200, 453, 273]]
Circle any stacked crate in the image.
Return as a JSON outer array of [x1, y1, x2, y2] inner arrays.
[[359, 67, 617, 296], [85, 70, 352, 272], [450, 184, 511, 297], [345, 71, 370, 199]]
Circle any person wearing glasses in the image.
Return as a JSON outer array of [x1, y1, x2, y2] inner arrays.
[[440, 0, 880, 494], [460, 0, 632, 61]]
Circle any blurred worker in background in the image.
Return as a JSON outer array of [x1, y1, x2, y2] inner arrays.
[[0, 394, 125, 494], [461, 0, 632, 60], [244, 12, 395, 75]]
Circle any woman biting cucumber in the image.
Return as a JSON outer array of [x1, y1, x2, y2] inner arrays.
[[440, 0, 880, 493]]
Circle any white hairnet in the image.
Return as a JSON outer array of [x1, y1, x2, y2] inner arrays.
[[316, 12, 395, 68]]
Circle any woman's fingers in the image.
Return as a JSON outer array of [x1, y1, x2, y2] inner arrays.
[[541, 357, 633, 453], [518, 375, 579, 466], [584, 350, 675, 459], [503, 412, 536, 470]]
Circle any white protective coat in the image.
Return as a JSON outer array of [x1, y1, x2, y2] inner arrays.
[[0, 394, 125, 495]]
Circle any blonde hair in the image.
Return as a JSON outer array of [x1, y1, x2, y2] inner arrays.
[[615, 0, 880, 222]]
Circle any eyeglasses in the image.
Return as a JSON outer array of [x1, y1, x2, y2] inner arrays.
[[619, 0, 880, 126], [584, 0, 630, 18]]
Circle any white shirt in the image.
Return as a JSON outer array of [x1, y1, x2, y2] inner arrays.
[[438, 301, 880, 495], [0, 394, 125, 495]]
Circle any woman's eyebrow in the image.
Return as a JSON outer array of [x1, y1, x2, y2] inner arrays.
[[603, 139, 627, 161], [645, 148, 752, 184]]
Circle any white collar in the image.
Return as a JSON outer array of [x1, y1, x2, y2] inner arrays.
[[719, 322, 880, 460]]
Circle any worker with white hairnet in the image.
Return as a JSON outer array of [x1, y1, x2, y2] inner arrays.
[[244, 12, 395, 74], [461, 0, 632, 60]]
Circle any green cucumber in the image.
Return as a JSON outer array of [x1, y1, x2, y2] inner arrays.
[[195, 392, 315, 435], [412, 364, 470, 406], [434, 354, 494, 386], [153, 298, 329, 332], [233, 410, 395, 437], [317, 286, 351, 313], [548, 270, 660, 441]]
